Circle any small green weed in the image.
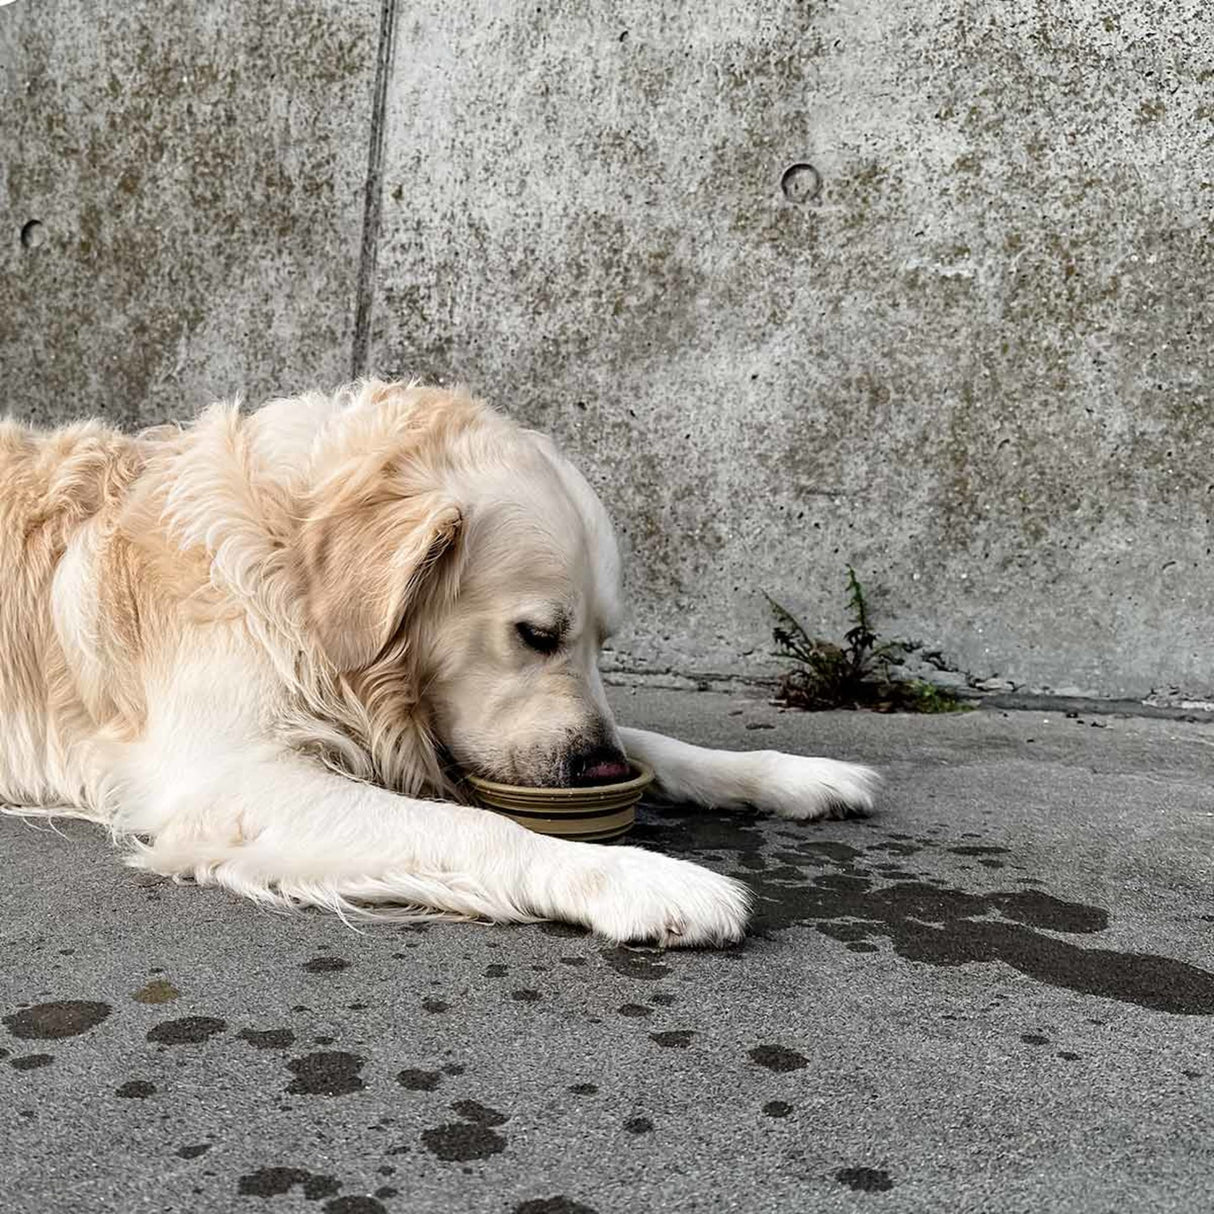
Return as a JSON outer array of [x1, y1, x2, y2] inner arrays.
[[766, 568, 970, 713]]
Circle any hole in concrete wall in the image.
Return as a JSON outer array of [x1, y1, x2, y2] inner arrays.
[[20, 220, 44, 249], [780, 163, 822, 204]]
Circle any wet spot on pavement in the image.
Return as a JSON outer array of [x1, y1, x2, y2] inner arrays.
[[3, 1001, 111, 1040], [178, 1144, 211, 1159], [286, 1052, 366, 1096], [450, 1100, 508, 1126], [836, 1167, 894, 1193], [623, 1116, 653, 1134], [116, 1080, 155, 1098], [540, 922, 589, 938], [650, 1030, 694, 1048], [397, 1068, 442, 1091], [10, 1053, 53, 1070], [763, 1100, 793, 1117], [421, 1122, 506, 1161], [303, 957, 350, 974], [148, 1016, 227, 1045], [617, 1004, 651, 1018], [239, 1028, 295, 1050], [513, 1199, 598, 1214], [422, 997, 448, 1013], [749, 1044, 808, 1072], [237, 1167, 340, 1200], [599, 948, 670, 981], [324, 1199, 385, 1214]]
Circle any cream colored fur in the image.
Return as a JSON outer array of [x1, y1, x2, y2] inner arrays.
[[0, 380, 878, 945]]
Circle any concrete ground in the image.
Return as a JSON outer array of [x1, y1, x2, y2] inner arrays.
[[1, 686, 1212, 1213]]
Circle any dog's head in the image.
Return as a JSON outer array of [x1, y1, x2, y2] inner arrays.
[[293, 381, 629, 789]]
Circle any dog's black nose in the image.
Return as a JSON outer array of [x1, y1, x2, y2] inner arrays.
[[568, 744, 631, 787]]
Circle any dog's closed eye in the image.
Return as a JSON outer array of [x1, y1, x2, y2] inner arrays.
[[515, 621, 562, 655]]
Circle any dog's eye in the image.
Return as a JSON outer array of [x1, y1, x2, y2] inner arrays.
[[515, 622, 561, 655]]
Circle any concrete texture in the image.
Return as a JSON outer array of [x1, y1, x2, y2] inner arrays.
[[2, 1, 1212, 698], [369, 1, 1214, 701], [0, 0, 377, 428], [2, 686, 1213, 1213]]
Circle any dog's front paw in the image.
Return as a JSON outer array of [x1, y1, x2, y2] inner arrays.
[[568, 848, 752, 947], [749, 753, 880, 821]]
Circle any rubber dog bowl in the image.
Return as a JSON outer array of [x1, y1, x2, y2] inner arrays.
[[465, 762, 653, 842]]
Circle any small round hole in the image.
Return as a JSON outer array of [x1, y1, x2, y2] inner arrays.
[[20, 220, 45, 249], [780, 163, 822, 204]]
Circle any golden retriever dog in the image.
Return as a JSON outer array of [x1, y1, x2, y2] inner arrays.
[[0, 380, 877, 945]]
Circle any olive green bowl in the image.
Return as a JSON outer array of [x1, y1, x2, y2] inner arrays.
[[465, 761, 654, 842]]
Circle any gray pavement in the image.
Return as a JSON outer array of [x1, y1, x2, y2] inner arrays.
[[2, 686, 1212, 1213]]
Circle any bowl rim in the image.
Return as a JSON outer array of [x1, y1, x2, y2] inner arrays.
[[464, 759, 654, 799]]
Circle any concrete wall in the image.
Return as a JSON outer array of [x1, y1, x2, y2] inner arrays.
[[3, 1, 1211, 700]]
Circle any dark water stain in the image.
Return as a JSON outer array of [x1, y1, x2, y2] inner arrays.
[[623, 1116, 653, 1134], [375, 1188, 398, 1199], [303, 957, 350, 974], [116, 1080, 156, 1098], [133, 979, 180, 1004], [750, 1044, 808, 1072], [569, 1083, 598, 1095], [599, 948, 670, 981], [485, 964, 509, 978], [148, 1016, 227, 1045], [644, 807, 1214, 1014], [3, 1000, 111, 1040], [650, 992, 677, 1006], [178, 1144, 211, 1159], [763, 1100, 793, 1117], [443, 1063, 465, 1075], [421, 1122, 505, 1161], [398, 1068, 441, 1091], [324, 1200, 385, 1214], [286, 1051, 366, 1096], [11, 1053, 53, 1070], [1021, 1033, 1050, 1045], [559, 957, 587, 967], [514, 1199, 598, 1214], [1058, 1051, 1082, 1061], [239, 1028, 295, 1050], [540, 922, 589, 938], [237, 1167, 340, 1199], [743, 861, 1214, 1014], [649, 1030, 694, 1049], [422, 997, 449, 1013], [511, 990, 542, 1003], [836, 1167, 893, 1193], [450, 1099, 508, 1127], [618, 1004, 652, 1018]]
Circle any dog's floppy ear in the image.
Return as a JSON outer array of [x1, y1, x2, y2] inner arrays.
[[298, 487, 463, 672]]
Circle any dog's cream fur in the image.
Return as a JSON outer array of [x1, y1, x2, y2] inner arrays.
[[0, 380, 877, 945]]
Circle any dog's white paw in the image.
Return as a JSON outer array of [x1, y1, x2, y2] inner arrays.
[[748, 752, 880, 821], [567, 847, 752, 947]]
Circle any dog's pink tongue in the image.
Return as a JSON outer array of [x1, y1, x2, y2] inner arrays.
[[580, 760, 631, 784]]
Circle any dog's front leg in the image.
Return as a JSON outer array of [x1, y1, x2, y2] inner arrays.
[[120, 748, 750, 946], [618, 727, 879, 821]]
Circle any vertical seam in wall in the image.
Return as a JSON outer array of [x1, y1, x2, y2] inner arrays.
[[351, 0, 400, 380]]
